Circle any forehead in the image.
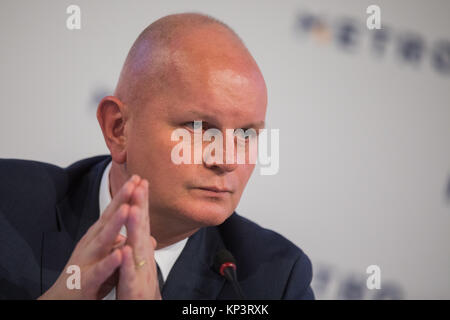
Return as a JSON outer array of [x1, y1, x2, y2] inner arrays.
[[165, 65, 267, 128], [143, 29, 268, 128]]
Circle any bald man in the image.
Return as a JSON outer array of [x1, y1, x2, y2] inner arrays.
[[0, 13, 314, 300]]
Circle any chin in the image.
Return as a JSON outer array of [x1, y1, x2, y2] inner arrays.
[[177, 201, 234, 227]]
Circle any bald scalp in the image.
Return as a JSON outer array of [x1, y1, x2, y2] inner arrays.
[[114, 13, 257, 113]]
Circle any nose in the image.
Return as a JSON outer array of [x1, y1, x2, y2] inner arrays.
[[205, 159, 239, 173], [203, 136, 239, 173]]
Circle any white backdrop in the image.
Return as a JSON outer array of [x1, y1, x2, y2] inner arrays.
[[1, 0, 449, 299]]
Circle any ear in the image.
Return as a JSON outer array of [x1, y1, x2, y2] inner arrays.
[[97, 96, 128, 164]]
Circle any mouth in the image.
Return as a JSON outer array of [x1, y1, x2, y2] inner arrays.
[[194, 186, 233, 196], [197, 186, 232, 193]]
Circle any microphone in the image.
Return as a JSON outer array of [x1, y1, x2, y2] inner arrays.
[[213, 249, 245, 299]]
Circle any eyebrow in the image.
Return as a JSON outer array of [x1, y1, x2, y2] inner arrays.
[[241, 120, 265, 129], [186, 110, 266, 129]]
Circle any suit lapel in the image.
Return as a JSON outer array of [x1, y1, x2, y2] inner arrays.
[[162, 226, 227, 299], [41, 156, 110, 294]]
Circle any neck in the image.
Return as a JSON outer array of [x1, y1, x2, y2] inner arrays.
[[109, 160, 199, 249]]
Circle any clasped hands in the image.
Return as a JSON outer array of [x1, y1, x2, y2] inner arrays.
[[39, 175, 161, 300]]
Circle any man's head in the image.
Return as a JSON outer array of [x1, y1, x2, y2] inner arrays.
[[97, 13, 267, 232]]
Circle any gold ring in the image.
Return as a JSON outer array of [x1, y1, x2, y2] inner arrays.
[[136, 259, 146, 268]]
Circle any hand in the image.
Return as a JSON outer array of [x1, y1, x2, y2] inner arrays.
[[38, 175, 141, 300], [116, 178, 161, 300]]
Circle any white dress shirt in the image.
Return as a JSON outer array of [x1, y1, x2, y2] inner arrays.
[[99, 161, 188, 299]]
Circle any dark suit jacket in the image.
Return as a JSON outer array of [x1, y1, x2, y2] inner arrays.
[[0, 155, 314, 300]]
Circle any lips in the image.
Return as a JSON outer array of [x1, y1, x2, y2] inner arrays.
[[196, 186, 232, 193]]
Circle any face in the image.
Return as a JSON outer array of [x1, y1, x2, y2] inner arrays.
[[124, 37, 267, 228]]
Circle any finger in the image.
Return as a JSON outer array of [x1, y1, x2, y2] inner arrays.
[[112, 234, 127, 250], [126, 204, 148, 267], [89, 248, 123, 289], [119, 245, 136, 291], [86, 174, 140, 241], [130, 179, 150, 235], [91, 203, 130, 256], [141, 180, 150, 234], [101, 174, 141, 224], [150, 236, 157, 250]]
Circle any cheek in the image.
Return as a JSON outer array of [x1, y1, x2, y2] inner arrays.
[[239, 164, 255, 185], [232, 165, 255, 199], [127, 123, 175, 177]]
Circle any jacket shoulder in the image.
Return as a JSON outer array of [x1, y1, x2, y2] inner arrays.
[[0, 159, 67, 213], [0, 155, 109, 227]]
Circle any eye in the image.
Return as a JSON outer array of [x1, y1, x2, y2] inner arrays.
[[234, 128, 253, 140], [183, 121, 203, 130]]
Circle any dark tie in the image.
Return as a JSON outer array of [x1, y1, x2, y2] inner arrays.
[[156, 262, 164, 291]]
